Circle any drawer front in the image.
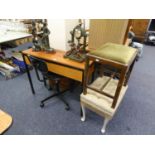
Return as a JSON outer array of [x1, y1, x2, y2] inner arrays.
[[47, 62, 83, 82]]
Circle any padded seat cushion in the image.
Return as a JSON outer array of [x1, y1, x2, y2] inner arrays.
[[81, 77, 128, 118], [90, 43, 137, 64]]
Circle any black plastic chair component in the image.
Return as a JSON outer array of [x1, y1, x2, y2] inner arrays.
[[29, 56, 70, 110]]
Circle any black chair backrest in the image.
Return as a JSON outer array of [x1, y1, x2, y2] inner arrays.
[[30, 56, 48, 75]]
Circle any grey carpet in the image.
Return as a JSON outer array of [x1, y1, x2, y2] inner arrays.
[[0, 44, 155, 135]]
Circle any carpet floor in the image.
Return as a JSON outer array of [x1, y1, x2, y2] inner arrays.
[[0, 44, 155, 135]]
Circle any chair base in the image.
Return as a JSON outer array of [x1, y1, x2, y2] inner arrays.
[[40, 89, 70, 110], [40, 102, 70, 110]]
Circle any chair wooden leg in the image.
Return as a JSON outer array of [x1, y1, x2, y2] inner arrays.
[[81, 104, 86, 122], [101, 118, 110, 134]]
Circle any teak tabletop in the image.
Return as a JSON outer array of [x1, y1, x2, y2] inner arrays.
[[22, 48, 91, 70]]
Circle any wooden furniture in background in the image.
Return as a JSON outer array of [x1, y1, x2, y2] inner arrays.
[[131, 19, 150, 42], [0, 109, 13, 134], [88, 19, 129, 50]]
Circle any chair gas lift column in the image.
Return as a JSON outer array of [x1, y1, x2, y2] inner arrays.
[[80, 43, 137, 134]]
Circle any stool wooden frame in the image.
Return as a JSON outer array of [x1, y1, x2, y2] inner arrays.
[[81, 51, 137, 133]]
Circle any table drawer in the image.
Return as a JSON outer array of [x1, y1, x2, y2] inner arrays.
[[47, 62, 83, 82]]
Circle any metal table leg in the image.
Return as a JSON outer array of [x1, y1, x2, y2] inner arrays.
[[22, 54, 35, 94]]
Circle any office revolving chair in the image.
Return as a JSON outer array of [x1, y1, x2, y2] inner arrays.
[[30, 56, 70, 110]]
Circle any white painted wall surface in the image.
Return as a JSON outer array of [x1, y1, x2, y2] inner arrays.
[[48, 19, 66, 50], [84, 19, 90, 29], [48, 19, 90, 51], [65, 19, 78, 50]]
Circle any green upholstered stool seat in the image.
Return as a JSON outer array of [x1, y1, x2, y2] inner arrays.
[[90, 43, 137, 64]]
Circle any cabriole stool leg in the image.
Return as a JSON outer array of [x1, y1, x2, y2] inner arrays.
[[101, 118, 110, 134], [81, 104, 86, 122]]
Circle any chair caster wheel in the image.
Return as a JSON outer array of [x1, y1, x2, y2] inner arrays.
[[40, 103, 45, 108], [65, 106, 70, 111]]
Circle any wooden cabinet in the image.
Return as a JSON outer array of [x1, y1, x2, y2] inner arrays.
[[131, 19, 150, 42]]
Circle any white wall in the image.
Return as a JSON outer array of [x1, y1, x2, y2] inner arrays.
[[48, 19, 90, 51], [65, 19, 78, 50], [84, 19, 90, 29], [48, 19, 66, 50]]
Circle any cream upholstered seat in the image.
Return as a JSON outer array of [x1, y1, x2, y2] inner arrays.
[[81, 43, 137, 134], [80, 76, 128, 133], [81, 77, 128, 117]]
